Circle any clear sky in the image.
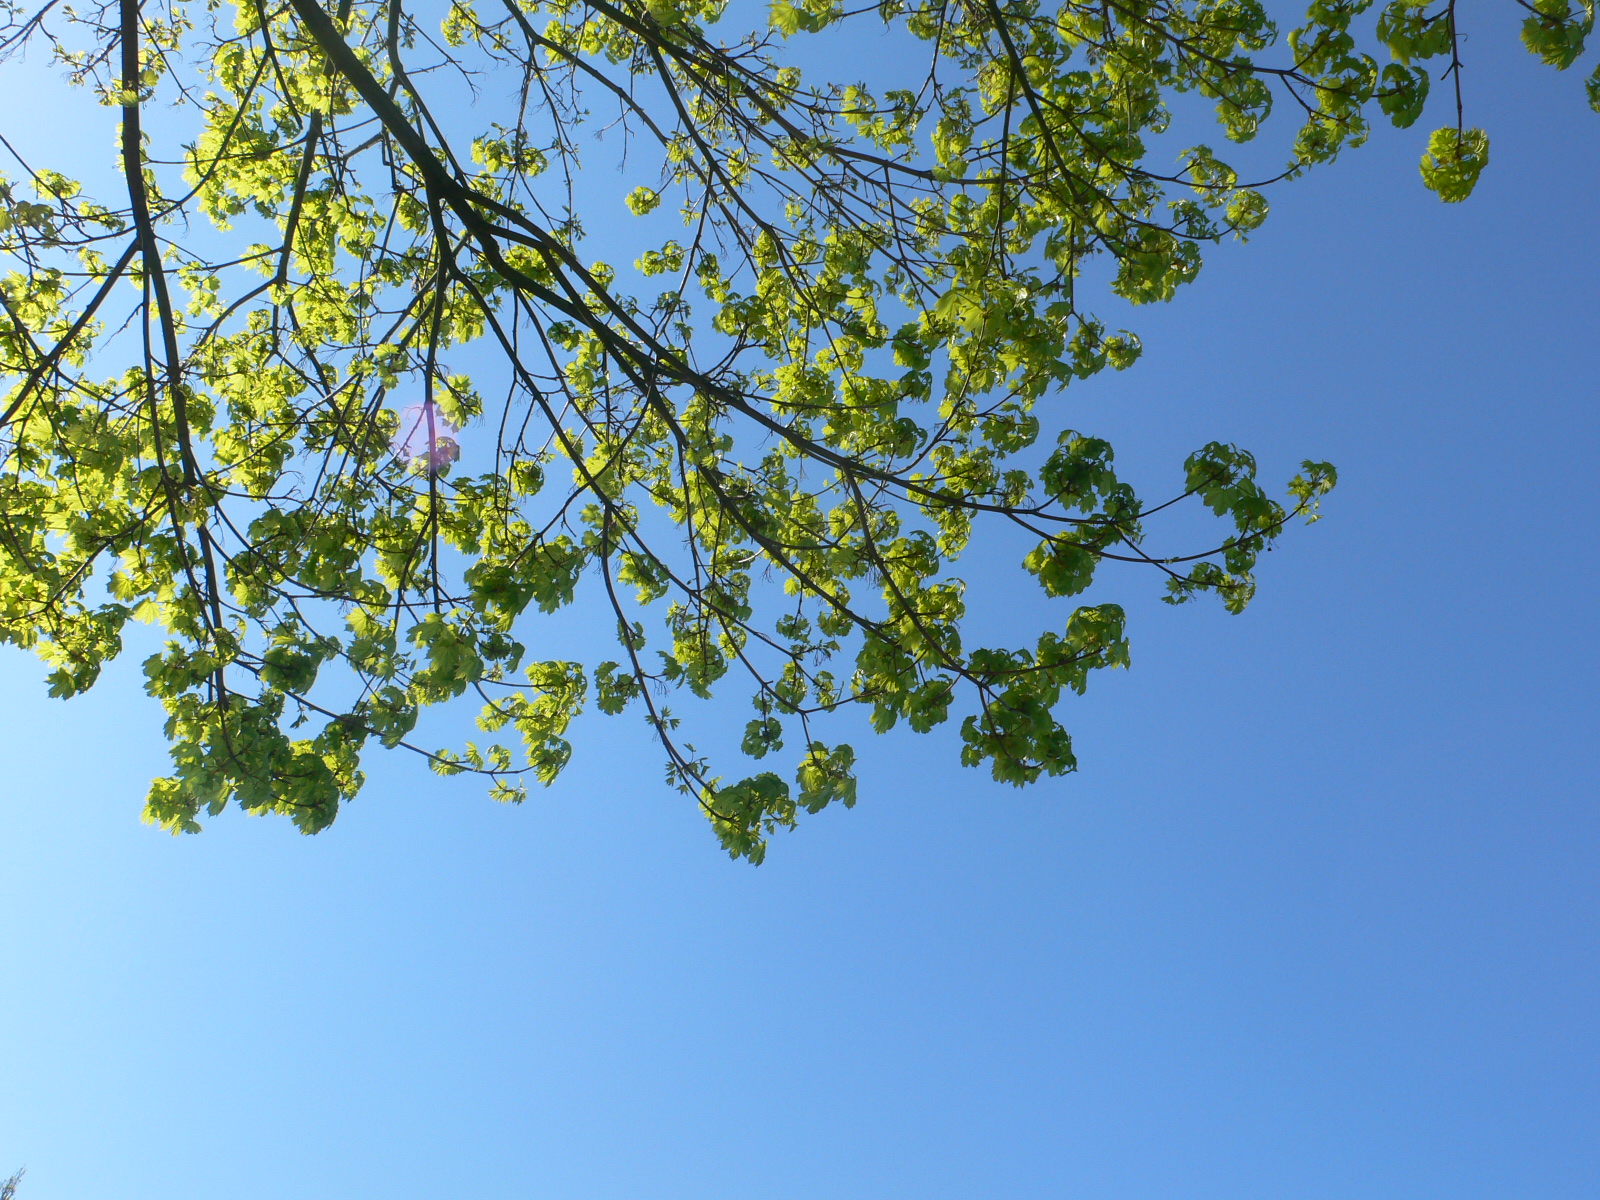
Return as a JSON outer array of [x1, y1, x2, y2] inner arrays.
[[1, 11, 1597, 1200]]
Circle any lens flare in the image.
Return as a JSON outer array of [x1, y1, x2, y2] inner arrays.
[[391, 401, 461, 475]]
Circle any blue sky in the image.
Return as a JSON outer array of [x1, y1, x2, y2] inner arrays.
[[1, 10, 1597, 1199]]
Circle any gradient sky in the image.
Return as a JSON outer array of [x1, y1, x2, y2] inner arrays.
[[2, 10, 1597, 1199]]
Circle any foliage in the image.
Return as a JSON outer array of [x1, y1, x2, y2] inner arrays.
[[0, 0, 1589, 859]]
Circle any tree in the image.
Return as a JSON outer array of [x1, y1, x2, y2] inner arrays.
[[0, 0, 1590, 860]]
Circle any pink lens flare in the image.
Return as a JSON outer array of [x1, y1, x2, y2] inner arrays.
[[391, 401, 461, 475]]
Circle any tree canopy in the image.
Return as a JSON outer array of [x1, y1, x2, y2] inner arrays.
[[0, 0, 1591, 859]]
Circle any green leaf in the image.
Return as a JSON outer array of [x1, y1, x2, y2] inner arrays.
[[1420, 127, 1490, 202]]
